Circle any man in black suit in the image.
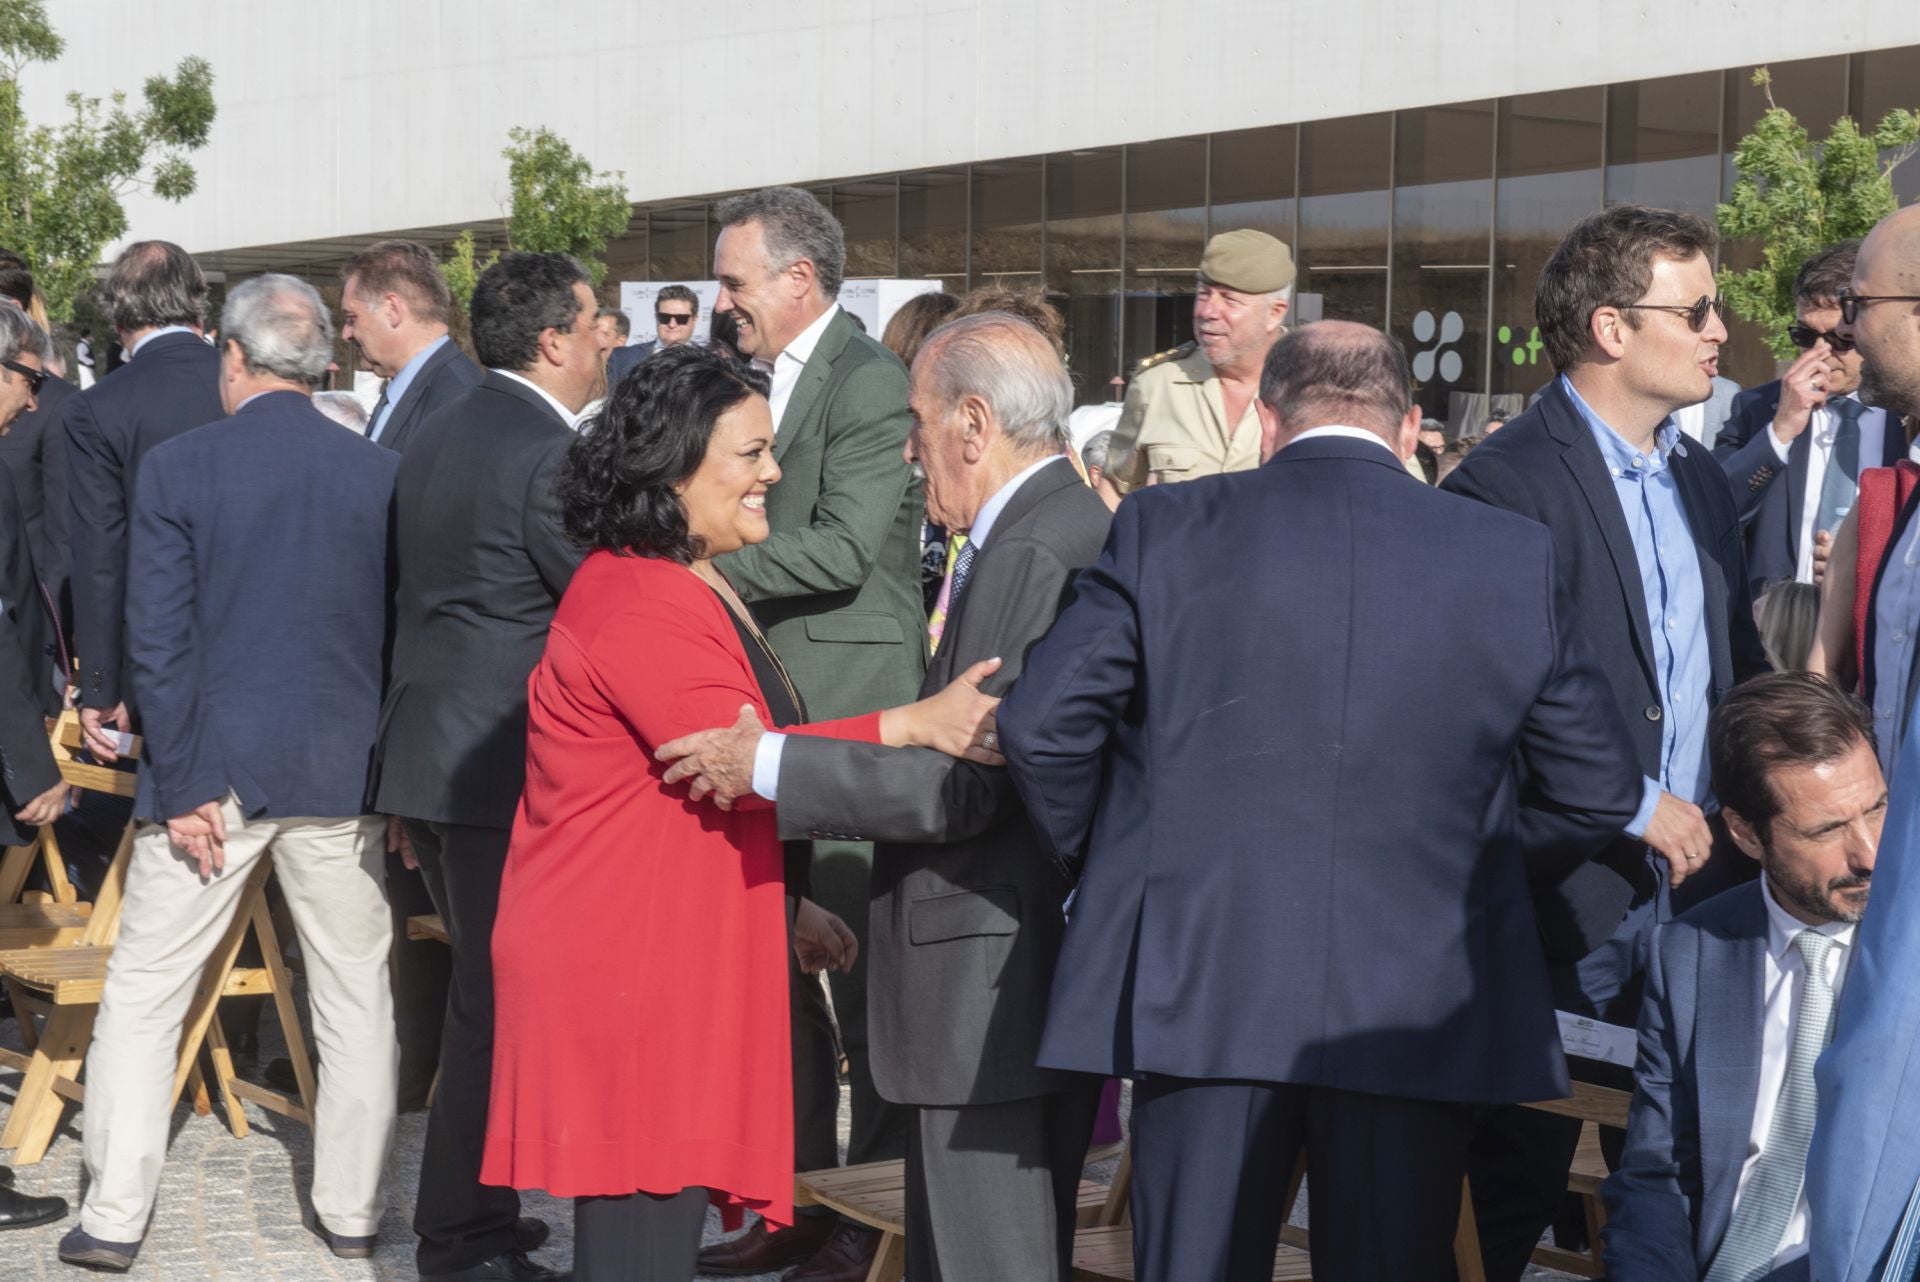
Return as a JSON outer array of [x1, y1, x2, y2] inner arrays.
[[341, 239, 484, 455], [1443, 205, 1771, 1280], [375, 252, 600, 1282], [998, 321, 1649, 1281], [606, 283, 698, 391], [660, 313, 1111, 1281], [0, 251, 74, 642], [61, 240, 222, 762], [1715, 242, 1905, 596]]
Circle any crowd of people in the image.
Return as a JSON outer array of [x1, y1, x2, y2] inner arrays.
[[0, 181, 1912, 1282]]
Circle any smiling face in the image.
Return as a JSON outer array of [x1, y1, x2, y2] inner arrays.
[[1192, 281, 1288, 376], [678, 394, 781, 557], [714, 219, 820, 362]]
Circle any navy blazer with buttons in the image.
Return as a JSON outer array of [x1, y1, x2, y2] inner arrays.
[[372, 337, 482, 455], [1443, 378, 1770, 1002], [126, 391, 397, 822]]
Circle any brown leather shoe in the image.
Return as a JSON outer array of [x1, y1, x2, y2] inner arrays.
[[783, 1223, 881, 1282], [694, 1214, 835, 1276]]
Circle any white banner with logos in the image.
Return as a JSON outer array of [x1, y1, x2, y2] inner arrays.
[[614, 279, 947, 350]]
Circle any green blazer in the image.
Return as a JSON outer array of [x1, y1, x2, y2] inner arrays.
[[719, 308, 927, 720]]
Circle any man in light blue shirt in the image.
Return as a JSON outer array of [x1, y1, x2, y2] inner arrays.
[[340, 240, 481, 454]]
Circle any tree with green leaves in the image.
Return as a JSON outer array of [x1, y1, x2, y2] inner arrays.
[[1718, 67, 1920, 359], [440, 127, 631, 313], [0, 0, 215, 320]]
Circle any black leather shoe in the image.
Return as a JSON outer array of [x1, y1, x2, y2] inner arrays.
[[419, 1250, 569, 1282], [0, 1180, 66, 1231], [310, 1217, 376, 1259], [513, 1217, 550, 1252]]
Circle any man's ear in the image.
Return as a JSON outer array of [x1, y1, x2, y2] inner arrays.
[[1394, 405, 1422, 460], [1724, 807, 1767, 866], [1255, 397, 1283, 463]]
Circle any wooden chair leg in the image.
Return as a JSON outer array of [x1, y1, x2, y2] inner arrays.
[[168, 865, 270, 1123], [252, 896, 316, 1116], [5, 979, 40, 1054], [863, 1229, 906, 1282], [1453, 1177, 1488, 1282], [186, 1058, 214, 1117], [38, 827, 75, 904], [3, 1004, 94, 1164], [201, 1020, 248, 1137]]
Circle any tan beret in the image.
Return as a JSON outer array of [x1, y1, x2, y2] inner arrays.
[[1199, 229, 1296, 294]]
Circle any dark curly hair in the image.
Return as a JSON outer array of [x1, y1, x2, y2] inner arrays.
[[560, 343, 771, 561]]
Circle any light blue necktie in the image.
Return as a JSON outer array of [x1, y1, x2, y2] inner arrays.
[[1705, 931, 1837, 1282], [1815, 399, 1865, 538]]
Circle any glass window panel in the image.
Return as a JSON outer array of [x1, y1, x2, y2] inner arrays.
[[1210, 125, 1297, 247], [834, 178, 899, 278], [1858, 46, 1920, 207], [1605, 73, 1722, 218], [1124, 137, 1207, 377], [649, 204, 708, 282], [601, 221, 649, 293], [1299, 113, 1391, 328], [1492, 88, 1602, 403], [970, 157, 1043, 289], [1392, 102, 1494, 427], [1046, 149, 1124, 406], [899, 168, 968, 285]]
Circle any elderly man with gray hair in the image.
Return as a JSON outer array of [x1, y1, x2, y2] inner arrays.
[[661, 311, 1113, 1282], [60, 275, 402, 1272]]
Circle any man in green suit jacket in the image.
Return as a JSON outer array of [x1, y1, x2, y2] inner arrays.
[[701, 186, 926, 1282]]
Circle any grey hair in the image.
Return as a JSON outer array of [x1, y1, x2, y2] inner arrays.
[[0, 304, 47, 367], [1080, 429, 1115, 473], [220, 274, 335, 384], [104, 240, 209, 331], [713, 186, 846, 298], [917, 312, 1073, 454], [311, 390, 370, 432]]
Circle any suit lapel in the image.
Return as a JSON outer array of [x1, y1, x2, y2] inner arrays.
[[935, 459, 1082, 689], [382, 342, 449, 445], [774, 310, 855, 462], [1697, 891, 1769, 1259], [1881, 410, 1909, 467], [1545, 392, 1659, 686]]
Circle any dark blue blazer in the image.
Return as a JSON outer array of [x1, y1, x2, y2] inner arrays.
[[373, 337, 482, 455], [1602, 881, 1773, 1281], [1714, 381, 1909, 596], [1444, 379, 1770, 993], [63, 331, 224, 711], [999, 436, 1644, 1103], [0, 373, 75, 630], [605, 340, 655, 392], [126, 391, 397, 822]]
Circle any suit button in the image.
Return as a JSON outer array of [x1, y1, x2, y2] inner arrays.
[[1645, 705, 1663, 722]]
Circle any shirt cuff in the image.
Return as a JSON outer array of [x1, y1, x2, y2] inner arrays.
[[1767, 426, 1793, 464], [1624, 776, 1662, 841], [752, 732, 787, 802]]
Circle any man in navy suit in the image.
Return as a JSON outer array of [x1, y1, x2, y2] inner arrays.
[[60, 275, 400, 1273], [62, 240, 223, 763], [1714, 243, 1906, 597], [1443, 206, 1771, 1280], [340, 239, 483, 454], [1605, 672, 1882, 1282], [0, 250, 75, 638], [606, 283, 698, 391], [999, 321, 1650, 1281]]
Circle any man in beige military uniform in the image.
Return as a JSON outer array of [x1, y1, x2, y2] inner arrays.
[[1107, 229, 1294, 490]]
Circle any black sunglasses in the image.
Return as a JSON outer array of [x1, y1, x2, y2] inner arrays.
[[1619, 295, 1729, 333], [1787, 322, 1855, 354], [1839, 294, 1920, 325], [2, 359, 45, 394], [655, 312, 694, 326]]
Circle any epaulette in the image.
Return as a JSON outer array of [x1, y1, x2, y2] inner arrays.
[[1132, 341, 1196, 377]]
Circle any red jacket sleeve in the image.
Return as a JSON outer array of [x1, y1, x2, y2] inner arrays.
[[787, 711, 884, 744]]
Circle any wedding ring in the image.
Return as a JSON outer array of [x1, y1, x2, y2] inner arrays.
[[983, 731, 999, 750]]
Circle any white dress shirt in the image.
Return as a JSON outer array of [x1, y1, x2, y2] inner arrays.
[[129, 325, 199, 358], [755, 304, 840, 432], [1768, 395, 1889, 583], [1727, 877, 1856, 1269], [1285, 424, 1403, 459], [494, 369, 592, 432], [749, 453, 1064, 801]]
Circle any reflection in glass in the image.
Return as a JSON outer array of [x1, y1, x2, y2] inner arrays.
[[1125, 137, 1207, 375], [1299, 114, 1391, 328], [1858, 47, 1920, 208], [1493, 89, 1602, 402], [1392, 103, 1494, 426], [602, 223, 649, 295], [971, 157, 1044, 289], [1210, 125, 1297, 251], [1047, 150, 1124, 405], [650, 204, 708, 282], [1605, 73, 1722, 217], [899, 168, 968, 284], [834, 179, 900, 279]]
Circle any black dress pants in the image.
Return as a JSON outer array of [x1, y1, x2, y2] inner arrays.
[[408, 820, 522, 1274], [1130, 1074, 1476, 1282], [575, 1186, 708, 1282], [388, 848, 451, 1110]]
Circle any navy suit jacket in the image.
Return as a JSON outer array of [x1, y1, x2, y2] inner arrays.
[[1443, 379, 1770, 997], [999, 436, 1643, 1103], [373, 338, 482, 455], [126, 392, 397, 822], [0, 465, 60, 841], [1714, 381, 1909, 596], [605, 340, 655, 392], [63, 331, 224, 711], [1602, 882, 1774, 1281], [0, 373, 74, 630]]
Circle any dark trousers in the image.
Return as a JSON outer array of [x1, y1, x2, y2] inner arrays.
[[903, 1080, 1102, 1282], [388, 849, 451, 1110], [1130, 1075, 1476, 1282], [575, 1186, 708, 1282], [408, 819, 521, 1274]]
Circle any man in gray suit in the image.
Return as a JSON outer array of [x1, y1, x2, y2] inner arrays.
[[1604, 672, 1882, 1282], [663, 312, 1110, 1282]]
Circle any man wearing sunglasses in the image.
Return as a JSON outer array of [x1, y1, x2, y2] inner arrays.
[[1714, 242, 1910, 598], [605, 284, 699, 391], [1444, 204, 1771, 1281]]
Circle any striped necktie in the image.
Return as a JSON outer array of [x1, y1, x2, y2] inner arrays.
[[1704, 930, 1837, 1282]]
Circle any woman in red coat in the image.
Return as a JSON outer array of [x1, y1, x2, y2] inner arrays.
[[482, 345, 997, 1281]]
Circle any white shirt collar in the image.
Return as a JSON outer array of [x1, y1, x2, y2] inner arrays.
[[1760, 874, 1856, 961], [967, 454, 1065, 550], [756, 303, 839, 374], [130, 325, 200, 358], [494, 368, 590, 431], [1285, 425, 1402, 459]]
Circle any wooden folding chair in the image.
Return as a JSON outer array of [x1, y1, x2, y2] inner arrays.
[[0, 712, 132, 949], [1514, 1082, 1632, 1279]]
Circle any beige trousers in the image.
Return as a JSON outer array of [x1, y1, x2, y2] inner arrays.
[[78, 799, 396, 1241]]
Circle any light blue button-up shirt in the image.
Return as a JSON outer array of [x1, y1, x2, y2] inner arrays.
[[1562, 375, 1712, 836], [367, 334, 449, 443]]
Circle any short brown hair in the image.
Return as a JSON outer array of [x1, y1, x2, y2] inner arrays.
[[880, 290, 959, 364], [1709, 672, 1876, 836], [1535, 206, 1717, 373], [342, 239, 452, 326], [1794, 240, 1861, 310], [952, 285, 1066, 358]]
